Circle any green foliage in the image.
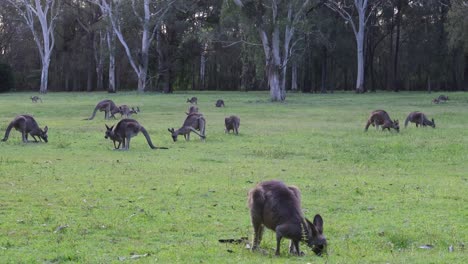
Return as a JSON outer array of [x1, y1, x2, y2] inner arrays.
[[0, 92, 467, 263], [0, 63, 14, 92]]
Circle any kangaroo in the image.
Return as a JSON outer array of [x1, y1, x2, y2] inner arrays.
[[215, 99, 225, 107], [85, 99, 120, 120], [186, 105, 199, 115], [2, 115, 48, 143], [365, 110, 400, 132], [248, 180, 326, 256], [119, 105, 140, 118], [31, 96, 42, 103], [168, 114, 206, 142], [438, 95, 449, 101], [404, 111, 435, 128], [186, 97, 198, 104], [225, 115, 240, 135], [104, 119, 168, 150], [432, 98, 441, 104]]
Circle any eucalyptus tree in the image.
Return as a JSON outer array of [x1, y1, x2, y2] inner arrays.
[[324, 0, 384, 93], [233, 0, 315, 101], [447, 0, 468, 90], [4, 0, 61, 93], [91, 0, 173, 92]]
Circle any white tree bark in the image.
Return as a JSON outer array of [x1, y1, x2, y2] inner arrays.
[[325, 0, 380, 93], [106, 26, 116, 93], [6, 0, 60, 93], [234, 0, 310, 101], [91, 0, 171, 92]]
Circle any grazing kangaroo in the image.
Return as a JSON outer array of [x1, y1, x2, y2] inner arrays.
[[225, 115, 240, 135], [31, 96, 42, 103], [438, 95, 449, 101], [85, 99, 120, 120], [2, 115, 48, 143], [404, 111, 435, 128], [248, 180, 326, 256], [186, 97, 198, 104], [168, 114, 206, 142], [432, 98, 441, 104], [186, 105, 199, 115], [119, 105, 140, 118], [365, 110, 400, 132], [104, 119, 168, 150], [215, 99, 225, 107]]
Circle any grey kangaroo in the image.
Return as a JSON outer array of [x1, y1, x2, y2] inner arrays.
[[85, 99, 120, 120], [186, 105, 199, 115], [365, 110, 400, 132], [248, 180, 326, 256], [168, 114, 206, 142], [404, 111, 435, 128], [104, 119, 168, 150], [225, 115, 240, 135], [31, 96, 42, 103], [119, 105, 140, 118], [438, 95, 449, 101], [215, 99, 225, 107], [186, 97, 198, 104], [2, 115, 48, 143]]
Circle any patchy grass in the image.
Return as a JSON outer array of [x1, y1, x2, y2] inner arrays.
[[0, 91, 466, 263]]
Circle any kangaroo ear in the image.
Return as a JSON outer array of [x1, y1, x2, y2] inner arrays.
[[105, 124, 110, 130], [43, 126, 48, 133], [313, 214, 324, 234], [306, 218, 320, 236], [110, 125, 114, 130], [168, 128, 173, 133]]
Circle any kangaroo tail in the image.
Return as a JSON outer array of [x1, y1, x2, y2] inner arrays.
[[1, 122, 15, 141], [140, 126, 168, 149], [404, 116, 410, 128], [84, 105, 99, 120]]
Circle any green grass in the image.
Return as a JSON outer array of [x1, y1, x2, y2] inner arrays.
[[0, 91, 466, 263]]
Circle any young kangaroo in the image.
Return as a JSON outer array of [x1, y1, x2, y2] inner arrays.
[[225, 115, 240, 135], [168, 114, 206, 142], [404, 111, 435, 128], [215, 99, 225, 107], [104, 119, 168, 150], [249, 180, 326, 256], [365, 110, 400, 132], [2, 115, 48, 143], [438, 95, 449, 101], [432, 98, 441, 104], [85, 99, 120, 120], [119, 105, 140, 118], [186, 97, 198, 104], [31, 96, 42, 103]]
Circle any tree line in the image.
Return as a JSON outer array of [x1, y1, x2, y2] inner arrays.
[[0, 0, 466, 101]]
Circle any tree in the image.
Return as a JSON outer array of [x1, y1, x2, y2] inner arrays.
[[447, 0, 468, 90], [5, 0, 61, 93], [91, 0, 172, 92], [233, 0, 314, 101], [325, 0, 383, 93]]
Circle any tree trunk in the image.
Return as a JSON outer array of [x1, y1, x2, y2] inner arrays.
[[321, 46, 327, 93], [355, 17, 365, 93], [464, 54, 468, 91], [393, 0, 402, 92], [106, 29, 116, 93], [40, 59, 50, 94], [291, 60, 298, 92]]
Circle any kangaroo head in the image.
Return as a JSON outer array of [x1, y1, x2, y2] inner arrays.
[[431, 118, 436, 128], [305, 214, 327, 256], [41, 126, 48, 143], [393, 120, 400, 132], [168, 128, 177, 142], [105, 124, 114, 139]]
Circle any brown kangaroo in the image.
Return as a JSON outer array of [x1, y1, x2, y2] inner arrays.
[[119, 105, 140, 118], [215, 99, 225, 107], [365, 110, 400, 132], [104, 119, 168, 150], [225, 115, 240, 135], [186, 97, 198, 104], [2, 115, 48, 143], [31, 96, 42, 103], [85, 99, 120, 120], [404, 111, 435, 128], [168, 114, 206, 142], [248, 180, 326, 256]]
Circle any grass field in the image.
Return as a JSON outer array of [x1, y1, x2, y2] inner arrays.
[[0, 91, 466, 263]]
